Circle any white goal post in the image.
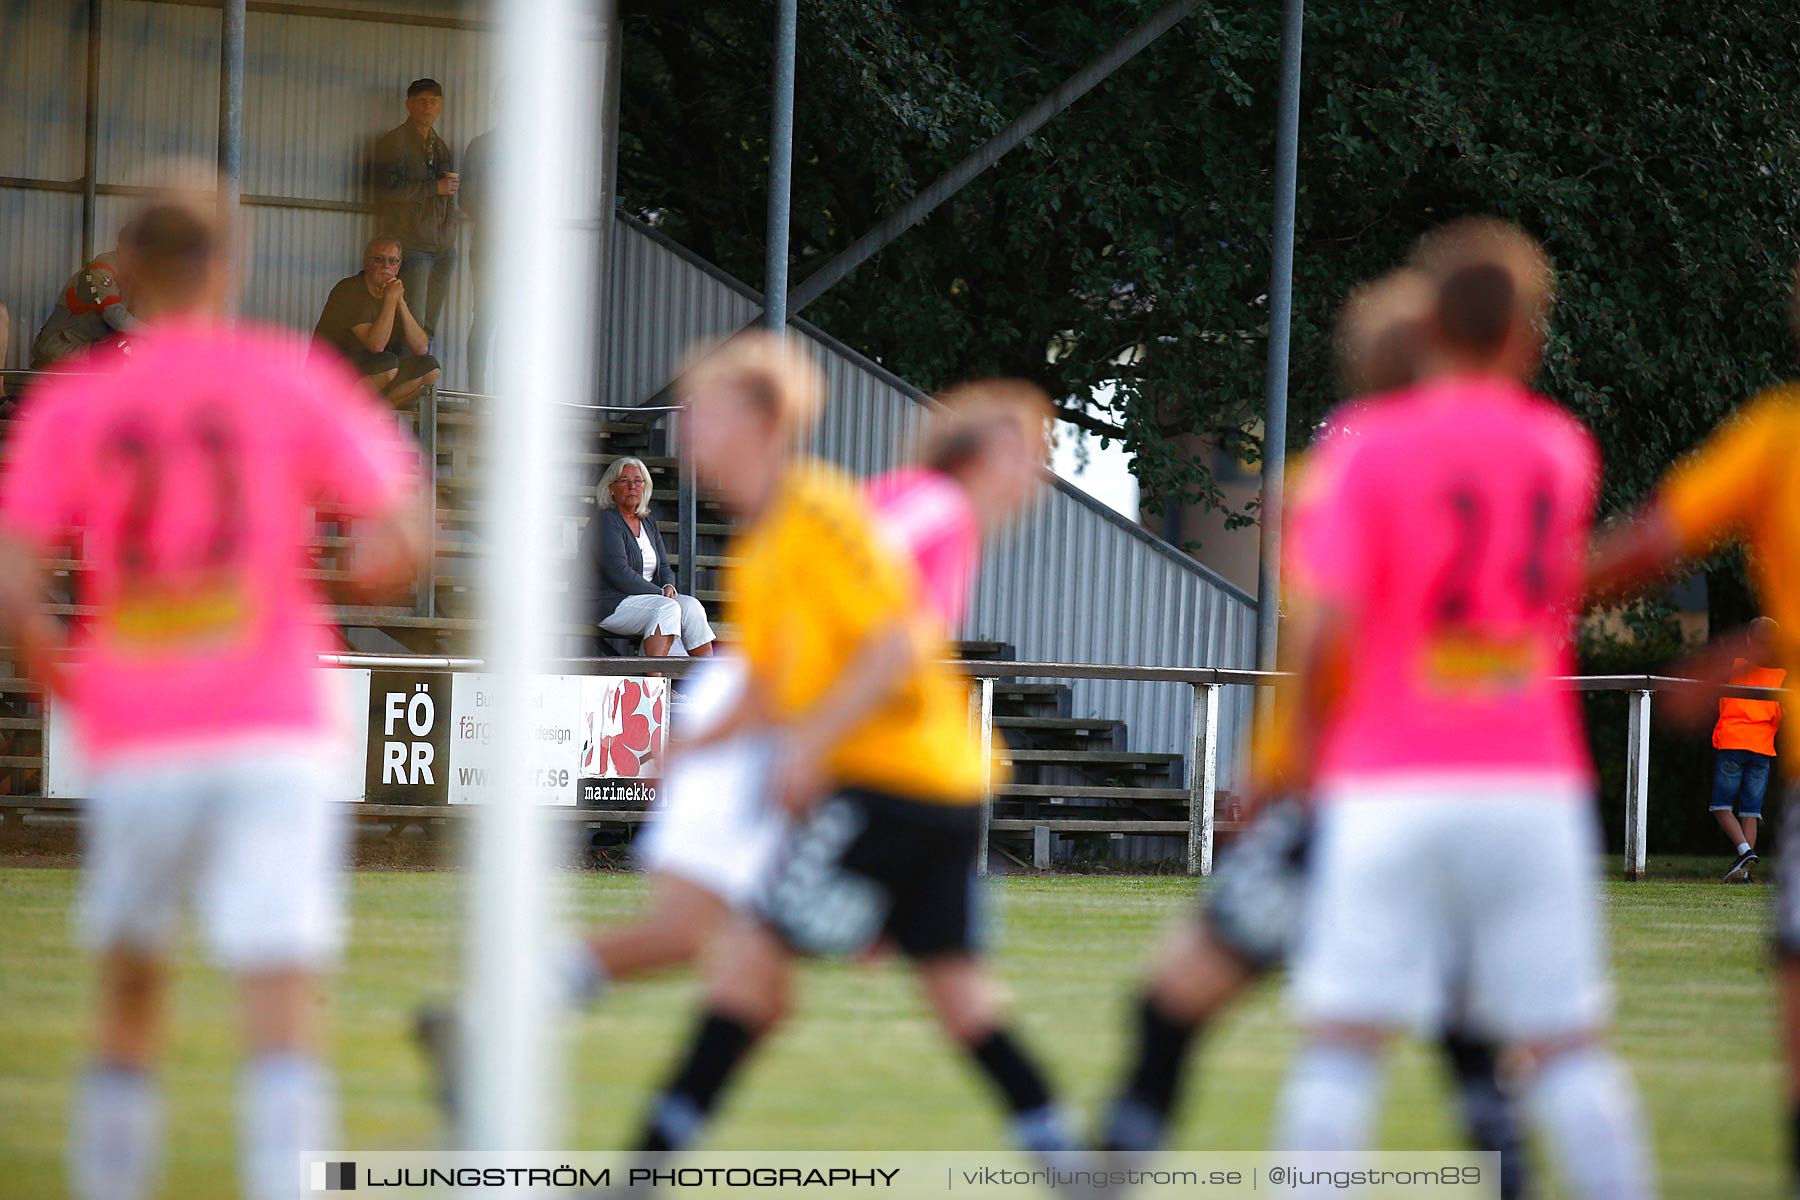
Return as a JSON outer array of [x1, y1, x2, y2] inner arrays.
[[459, 0, 609, 1155]]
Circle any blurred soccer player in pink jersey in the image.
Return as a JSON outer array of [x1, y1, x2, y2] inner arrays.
[[867, 378, 1052, 630], [0, 182, 425, 1200], [1100, 269, 1539, 1200], [1273, 220, 1652, 1198]]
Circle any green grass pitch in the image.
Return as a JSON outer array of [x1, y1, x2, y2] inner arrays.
[[0, 866, 1782, 1198]]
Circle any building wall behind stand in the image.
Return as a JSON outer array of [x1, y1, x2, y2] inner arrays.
[[0, 0, 501, 376]]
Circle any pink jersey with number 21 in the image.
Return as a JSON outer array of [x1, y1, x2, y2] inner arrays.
[[0, 318, 417, 763], [1292, 375, 1599, 791]]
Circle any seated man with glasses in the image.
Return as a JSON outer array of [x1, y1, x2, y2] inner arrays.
[[310, 236, 441, 406]]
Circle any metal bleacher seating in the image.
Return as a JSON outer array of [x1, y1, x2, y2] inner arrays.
[[0, 383, 1225, 868]]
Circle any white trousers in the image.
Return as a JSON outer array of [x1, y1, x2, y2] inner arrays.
[[600, 592, 714, 652]]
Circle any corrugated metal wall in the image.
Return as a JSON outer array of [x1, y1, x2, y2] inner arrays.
[[608, 218, 1256, 776], [0, 0, 90, 374], [0, 0, 499, 371], [607, 224, 761, 406]]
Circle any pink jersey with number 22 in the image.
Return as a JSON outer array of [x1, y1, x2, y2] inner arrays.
[[1293, 375, 1598, 791], [0, 319, 417, 763]]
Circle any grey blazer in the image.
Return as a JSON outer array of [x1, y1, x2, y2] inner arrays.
[[576, 506, 678, 623]]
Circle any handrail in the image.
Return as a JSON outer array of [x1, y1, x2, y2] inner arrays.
[[0, 372, 685, 417], [303, 653, 1772, 882], [434, 388, 684, 415], [309, 653, 1792, 699], [1557, 673, 1787, 698], [317, 652, 702, 676], [23, 644, 1781, 879]]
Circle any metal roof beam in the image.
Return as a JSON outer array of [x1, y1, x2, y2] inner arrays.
[[784, 0, 1202, 318]]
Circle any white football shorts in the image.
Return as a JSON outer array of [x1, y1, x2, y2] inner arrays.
[[79, 738, 347, 972], [636, 655, 787, 909], [1290, 776, 1611, 1041]]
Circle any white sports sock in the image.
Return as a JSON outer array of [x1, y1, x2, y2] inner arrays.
[[70, 1063, 162, 1200], [552, 932, 609, 1009], [1738, 841, 1753, 856], [1528, 1046, 1654, 1200], [239, 1052, 336, 1200], [1275, 1042, 1383, 1153]]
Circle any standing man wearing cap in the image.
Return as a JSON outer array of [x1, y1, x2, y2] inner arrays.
[[373, 78, 459, 345]]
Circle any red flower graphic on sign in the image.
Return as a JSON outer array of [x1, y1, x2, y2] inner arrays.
[[585, 678, 667, 778]]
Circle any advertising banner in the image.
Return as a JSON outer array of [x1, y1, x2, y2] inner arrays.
[[363, 670, 452, 805], [576, 675, 667, 808], [446, 673, 582, 807], [44, 667, 666, 807]]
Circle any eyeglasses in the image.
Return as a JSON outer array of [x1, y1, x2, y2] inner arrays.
[[365, 256, 401, 266]]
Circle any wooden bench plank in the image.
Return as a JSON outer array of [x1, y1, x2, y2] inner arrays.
[[997, 784, 1188, 801], [988, 818, 1242, 834], [992, 716, 1121, 731], [999, 750, 1180, 766]]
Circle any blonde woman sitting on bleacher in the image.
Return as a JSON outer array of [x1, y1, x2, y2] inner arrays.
[[578, 455, 715, 657]]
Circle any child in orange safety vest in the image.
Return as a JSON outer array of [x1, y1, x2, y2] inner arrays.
[[1714, 617, 1785, 883]]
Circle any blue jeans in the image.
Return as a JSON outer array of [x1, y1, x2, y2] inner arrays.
[[1711, 748, 1773, 819], [399, 245, 457, 342]]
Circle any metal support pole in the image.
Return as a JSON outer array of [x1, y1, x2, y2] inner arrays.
[[676, 411, 697, 598], [81, 0, 102, 261], [762, 0, 798, 330], [1188, 682, 1220, 876], [415, 387, 438, 617], [622, 0, 1200, 405], [592, 0, 621, 405], [218, 0, 246, 220], [787, 0, 1200, 317], [1623, 688, 1651, 881], [1253, 0, 1305, 691], [974, 676, 995, 877]]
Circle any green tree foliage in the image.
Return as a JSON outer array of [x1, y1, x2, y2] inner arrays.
[[620, 0, 1800, 532]]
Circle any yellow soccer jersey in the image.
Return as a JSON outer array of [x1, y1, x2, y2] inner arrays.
[[726, 461, 995, 804], [1661, 382, 1800, 753]]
